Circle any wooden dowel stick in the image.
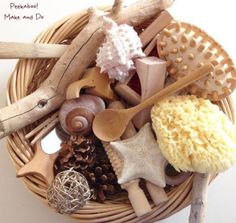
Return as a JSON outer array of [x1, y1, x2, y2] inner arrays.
[[25, 112, 58, 139], [30, 117, 59, 145], [122, 179, 152, 217], [0, 42, 67, 59]]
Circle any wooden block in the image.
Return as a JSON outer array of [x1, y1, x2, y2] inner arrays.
[[133, 57, 166, 129], [139, 10, 173, 48], [144, 34, 158, 56], [114, 83, 141, 105]]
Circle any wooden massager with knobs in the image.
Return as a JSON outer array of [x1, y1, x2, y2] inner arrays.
[[157, 21, 236, 101]]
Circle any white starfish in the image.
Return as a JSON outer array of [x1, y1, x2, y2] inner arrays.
[[110, 123, 166, 187]]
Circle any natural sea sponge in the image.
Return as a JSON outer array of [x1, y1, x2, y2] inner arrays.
[[151, 95, 236, 173]]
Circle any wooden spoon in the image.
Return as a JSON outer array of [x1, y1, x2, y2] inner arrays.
[[93, 64, 214, 141]]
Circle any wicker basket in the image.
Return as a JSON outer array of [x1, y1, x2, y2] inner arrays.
[[5, 5, 235, 223]]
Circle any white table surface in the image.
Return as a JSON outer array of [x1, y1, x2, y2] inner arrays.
[[0, 0, 236, 222]]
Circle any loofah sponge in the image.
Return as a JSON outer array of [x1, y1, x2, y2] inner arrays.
[[151, 95, 236, 173]]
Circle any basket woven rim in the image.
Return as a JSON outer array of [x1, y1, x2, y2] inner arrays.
[[5, 5, 235, 223]]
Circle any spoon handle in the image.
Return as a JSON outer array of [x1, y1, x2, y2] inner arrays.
[[128, 64, 214, 115]]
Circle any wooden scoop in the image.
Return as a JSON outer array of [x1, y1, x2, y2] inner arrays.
[[66, 67, 115, 100], [93, 64, 214, 141]]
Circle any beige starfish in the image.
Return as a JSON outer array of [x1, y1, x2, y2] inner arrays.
[[110, 123, 166, 187]]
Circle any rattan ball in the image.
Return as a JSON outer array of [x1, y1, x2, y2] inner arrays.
[[47, 169, 91, 214]]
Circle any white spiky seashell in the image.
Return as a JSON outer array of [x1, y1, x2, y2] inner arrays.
[[96, 17, 145, 82], [159, 0, 175, 10]]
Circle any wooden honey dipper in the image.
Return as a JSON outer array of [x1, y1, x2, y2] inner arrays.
[[93, 64, 213, 141]]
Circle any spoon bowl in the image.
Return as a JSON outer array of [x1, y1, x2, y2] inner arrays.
[[92, 108, 131, 141]]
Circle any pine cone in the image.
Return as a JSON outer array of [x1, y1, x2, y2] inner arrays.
[[55, 135, 122, 202]]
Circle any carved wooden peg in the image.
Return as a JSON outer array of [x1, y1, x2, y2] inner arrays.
[[66, 67, 115, 100], [146, 181, 168, 205], [133, 57, 166, 129], [122, 179, 152, 216]]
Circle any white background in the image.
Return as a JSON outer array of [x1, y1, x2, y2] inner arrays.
[[0, 0, 236, 222]]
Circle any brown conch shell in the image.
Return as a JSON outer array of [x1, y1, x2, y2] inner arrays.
[[59, 95, 105, 135]]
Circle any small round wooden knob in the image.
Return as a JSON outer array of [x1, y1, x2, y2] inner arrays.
[[59, 95, 105, 136]]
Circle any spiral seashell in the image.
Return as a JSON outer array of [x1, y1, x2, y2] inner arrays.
[[96, 17, 145, 82], [59, 95, 105, 135]]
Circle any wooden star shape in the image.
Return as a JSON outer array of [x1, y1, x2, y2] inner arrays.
[[110, 123, 166, 187]]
